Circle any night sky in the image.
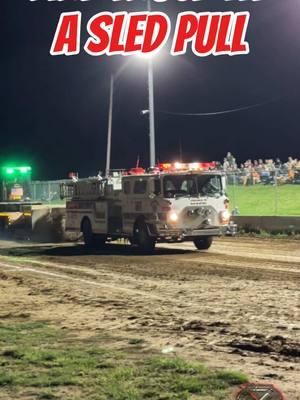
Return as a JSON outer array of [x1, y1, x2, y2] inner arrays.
[[1, 0, 300, 180]]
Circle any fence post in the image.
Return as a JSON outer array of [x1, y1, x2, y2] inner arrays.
[[48, 182, 51, 203], [33, 182, 36, 201], [232, 172, 237, 212], [274, 168, 279, 216]]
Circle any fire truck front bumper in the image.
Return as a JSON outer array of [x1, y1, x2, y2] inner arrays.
[[156, 222, 237, 240]]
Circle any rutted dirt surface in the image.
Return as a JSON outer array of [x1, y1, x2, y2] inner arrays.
[[0, 237, 299, 399]]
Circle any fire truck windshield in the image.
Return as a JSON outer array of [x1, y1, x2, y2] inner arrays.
[[163, 174, 222, 198]]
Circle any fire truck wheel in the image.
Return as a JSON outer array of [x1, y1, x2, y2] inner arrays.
[[82, 218, 94, 248], [134, 220, 156, 254], [193, 236, 213, 250]]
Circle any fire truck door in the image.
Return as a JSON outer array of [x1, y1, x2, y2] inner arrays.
[[107, 201, 123, 235], [94, 201, 108, 233]]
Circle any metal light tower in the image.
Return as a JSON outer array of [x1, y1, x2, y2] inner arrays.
[[105, 74, 114, 177], [105, 62, 157, 174], [147, 0, 156, 167], [148, 58, 156, 167], [105, 0, 156, 173]]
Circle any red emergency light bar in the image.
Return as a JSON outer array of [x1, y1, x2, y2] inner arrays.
[[158, 162, 216, 172], [128, 167, 146, 175]]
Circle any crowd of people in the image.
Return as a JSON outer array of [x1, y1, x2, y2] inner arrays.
[[219, 153, 300, 185]]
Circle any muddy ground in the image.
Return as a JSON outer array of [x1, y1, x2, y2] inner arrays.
[[0, 237, 299, 399]]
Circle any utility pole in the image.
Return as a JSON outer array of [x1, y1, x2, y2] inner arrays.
[[147, 0, 156, 167], [105, 0, 156, 172], [178, 135, 183, 162], [105, 74, 114, 177], [148, 59, 156, 167]]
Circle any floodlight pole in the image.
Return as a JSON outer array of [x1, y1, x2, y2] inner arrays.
[[105, 1, 156, 172], [147, 0, 156, 168], [106, 74, 114, 177], [148, 59, 156, 168]]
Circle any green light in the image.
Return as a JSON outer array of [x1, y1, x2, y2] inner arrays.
[[2, 166, 32, 177], [19, 167, 31, 174]]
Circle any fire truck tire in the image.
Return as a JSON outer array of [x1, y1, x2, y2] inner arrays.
[[134, 220, 156, 254], [193, 236, 213, 250], [82, 218, 106, 249], [82, 218, 94, 248]]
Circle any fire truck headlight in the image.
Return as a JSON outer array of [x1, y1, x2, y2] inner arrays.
[[169, 211, 179, 223], [220, 210, 231, 224]]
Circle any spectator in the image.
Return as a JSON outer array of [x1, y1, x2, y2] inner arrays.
[[225, 152, 237, 169], [221, 153, 299, 186]]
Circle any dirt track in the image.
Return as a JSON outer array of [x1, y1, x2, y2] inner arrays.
[[0, 237, 299, 399]]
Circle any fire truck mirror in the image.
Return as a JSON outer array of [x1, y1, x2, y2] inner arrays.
[[221, 176, 227, 191]]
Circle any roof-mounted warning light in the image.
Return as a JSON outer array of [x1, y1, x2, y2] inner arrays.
[[158, 162, 216, 172], [128, 167, 146, 175]]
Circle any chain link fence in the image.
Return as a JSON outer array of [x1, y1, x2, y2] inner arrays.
[[225, 169, 300, 217], [29, 180, 69, 204]]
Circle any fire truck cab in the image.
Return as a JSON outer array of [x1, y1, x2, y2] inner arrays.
[[64, 162, 236, 253]]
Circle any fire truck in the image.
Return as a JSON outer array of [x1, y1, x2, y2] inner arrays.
[[62, 162, 236, 253]]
